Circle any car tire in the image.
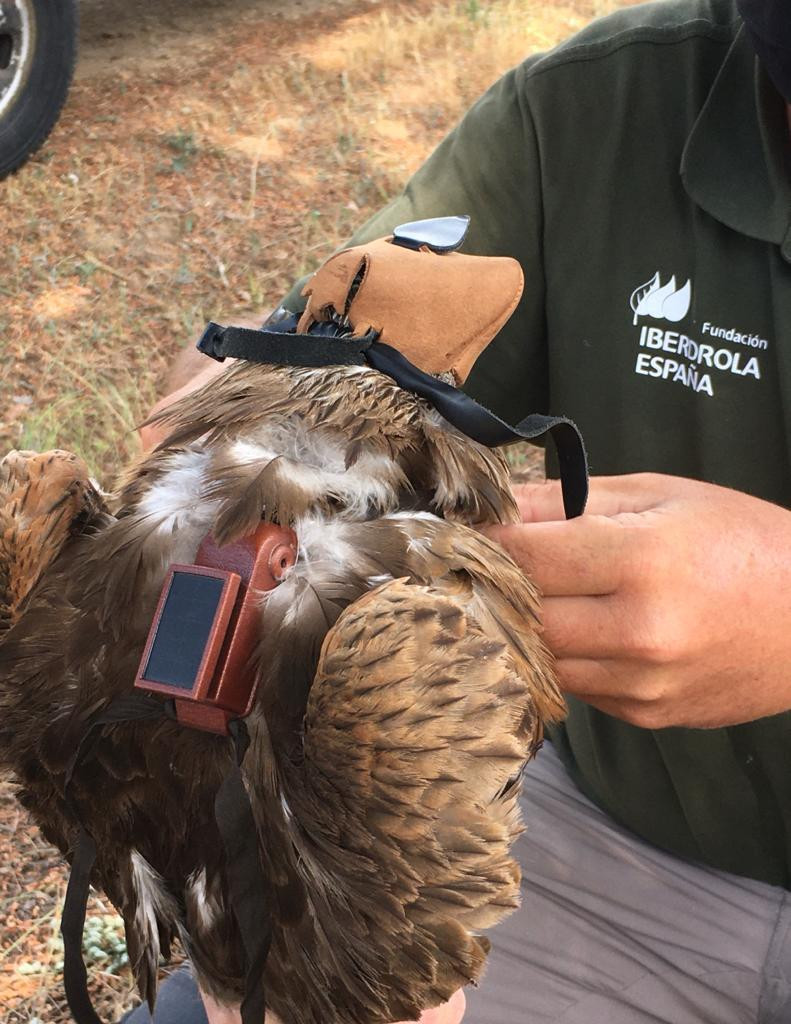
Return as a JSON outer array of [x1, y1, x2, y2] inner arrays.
[[0, 0, 78, 179]]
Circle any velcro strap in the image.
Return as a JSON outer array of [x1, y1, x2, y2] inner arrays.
[[198, 322, 374, 366]]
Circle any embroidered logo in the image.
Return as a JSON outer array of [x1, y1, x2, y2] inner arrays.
[[629, 272, 691, 326]]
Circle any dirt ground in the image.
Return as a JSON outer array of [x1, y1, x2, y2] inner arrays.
[[75, 0, 382, 79], [1, 0, 632, 1020]]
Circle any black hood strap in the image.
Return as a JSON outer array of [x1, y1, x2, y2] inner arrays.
[[198, 322, 589, 518], [365, 342, 588, 520], [198, 321, 375, 367]]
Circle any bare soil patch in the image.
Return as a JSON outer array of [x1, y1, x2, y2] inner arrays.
[[75, 0, 382, 80]]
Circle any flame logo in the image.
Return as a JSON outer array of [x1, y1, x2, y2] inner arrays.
[[630, 272, 691, 325]]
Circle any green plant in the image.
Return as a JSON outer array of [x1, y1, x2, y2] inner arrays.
[[164, 129, 199, 173], [82, 914, 129, 975]]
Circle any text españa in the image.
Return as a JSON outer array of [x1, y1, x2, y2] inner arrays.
[[635, 326, 762, 398]]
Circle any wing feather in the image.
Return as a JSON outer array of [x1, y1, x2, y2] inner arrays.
[[258, 576, 542, 1022]]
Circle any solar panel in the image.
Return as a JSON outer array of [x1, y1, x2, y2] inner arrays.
[[142, 571, 228, 691]]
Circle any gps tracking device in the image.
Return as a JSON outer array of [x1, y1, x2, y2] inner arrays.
[[134, 523, 297, 733]]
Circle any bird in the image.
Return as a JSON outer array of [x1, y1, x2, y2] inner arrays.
[[0, 221, 567, 1024]]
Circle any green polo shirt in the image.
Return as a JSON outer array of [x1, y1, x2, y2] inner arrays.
[[283, 0, 791, 887]]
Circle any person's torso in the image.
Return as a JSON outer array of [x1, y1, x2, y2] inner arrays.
[[521, 0, 791, 887]]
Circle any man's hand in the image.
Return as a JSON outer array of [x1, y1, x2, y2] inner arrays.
[[482, 473, 791, 729], [201, 987, 465, 1023]]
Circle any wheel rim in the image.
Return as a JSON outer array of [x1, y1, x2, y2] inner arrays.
[[0, 0, 36, 119]]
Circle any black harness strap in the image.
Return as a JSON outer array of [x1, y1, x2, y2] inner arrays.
[[61, 695, 175, 1024], [61, 697, 272, 1024], [198, 322, 589, 519], [62, 829, 101, 1024], [63, 694, 174, 798], [215, 720, 272, 1024]]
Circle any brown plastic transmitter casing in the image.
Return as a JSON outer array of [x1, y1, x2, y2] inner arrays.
[[134, 523, 298, 734]]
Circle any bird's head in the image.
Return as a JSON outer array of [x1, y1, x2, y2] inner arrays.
[[135, 217, 542, 544]]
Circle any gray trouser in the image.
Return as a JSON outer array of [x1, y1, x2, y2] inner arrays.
[[465, 742, 791, 1024], [119, 967, 207, 1023], [122, 744, 791, 1024]]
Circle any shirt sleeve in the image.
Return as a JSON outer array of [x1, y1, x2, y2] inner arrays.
[[280, 58, 549, 422]]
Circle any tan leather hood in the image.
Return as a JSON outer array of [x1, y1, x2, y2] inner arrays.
[[297, 236, 524, 384]]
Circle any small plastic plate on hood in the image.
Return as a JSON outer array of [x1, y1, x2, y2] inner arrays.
[[392, 215, 470, 253]]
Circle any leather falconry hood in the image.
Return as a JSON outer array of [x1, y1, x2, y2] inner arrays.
[[297, 215, 524, 383], [196, 215, 588, 519]]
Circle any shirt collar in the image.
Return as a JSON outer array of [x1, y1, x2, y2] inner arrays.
[[681, 25, 791, 257]]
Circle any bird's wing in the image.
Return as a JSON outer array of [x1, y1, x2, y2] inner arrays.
[[254, 575, 541, 1024], [0, 449, 104, 631], [392, 515, 566, 729]]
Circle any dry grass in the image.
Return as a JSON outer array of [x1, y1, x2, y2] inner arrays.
[[1, 0, 632, 1019]]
